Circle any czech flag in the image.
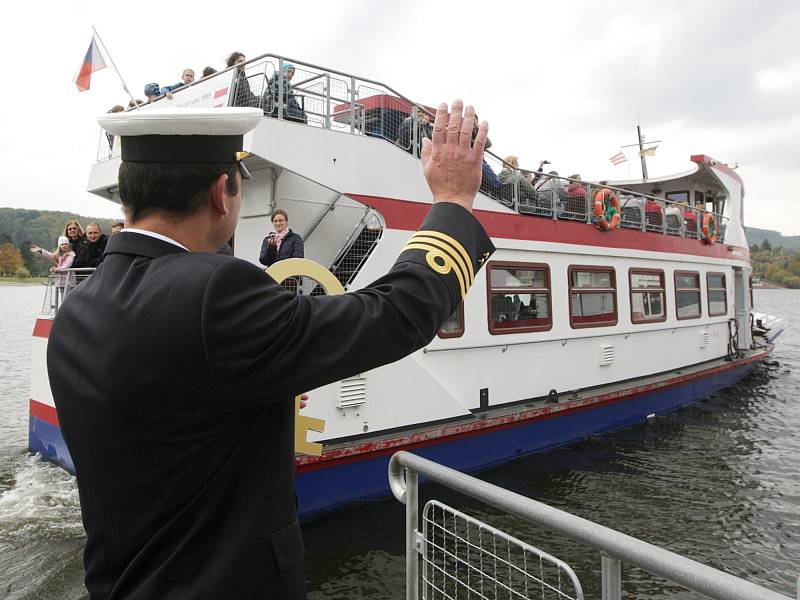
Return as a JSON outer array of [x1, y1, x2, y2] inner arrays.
[[74, 37, 106, 92]]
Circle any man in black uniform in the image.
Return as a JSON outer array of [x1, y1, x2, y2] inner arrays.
[[47, 101, 494, 599]]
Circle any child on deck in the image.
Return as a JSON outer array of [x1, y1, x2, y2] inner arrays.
[[31, 236, 75, 309]]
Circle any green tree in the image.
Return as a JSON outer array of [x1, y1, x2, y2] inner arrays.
[[760, 238, 772, 252]]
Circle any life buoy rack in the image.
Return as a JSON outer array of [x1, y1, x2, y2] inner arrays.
[[701, 212, 717, 244], [593, 188, 620, 231]]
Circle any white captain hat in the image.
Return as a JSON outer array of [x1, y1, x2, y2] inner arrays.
[[98, 107, 262, 179]]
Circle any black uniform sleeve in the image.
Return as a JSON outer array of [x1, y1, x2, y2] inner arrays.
[[202, 202, 494, 402]]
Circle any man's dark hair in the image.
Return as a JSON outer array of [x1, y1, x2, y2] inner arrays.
[[118, 162, 239, 221], [226, 52, 245, 68]]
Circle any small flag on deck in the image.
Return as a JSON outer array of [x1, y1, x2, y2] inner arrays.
[[74, 36, 107, 92], [640, 144, 658, 157], [610, 151, 627, 165]]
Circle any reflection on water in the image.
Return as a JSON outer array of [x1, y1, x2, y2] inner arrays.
[[0, 286, 798, 599]]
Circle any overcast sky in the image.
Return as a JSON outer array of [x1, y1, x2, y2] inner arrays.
[[2, 0, 798, 234]]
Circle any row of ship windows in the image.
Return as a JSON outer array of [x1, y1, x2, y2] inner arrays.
[[438, 262, 728, 338]]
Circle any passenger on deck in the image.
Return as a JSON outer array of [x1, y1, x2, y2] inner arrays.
[[259, 210, 304, 267], [266, 63, 307, 123], [565, 174, 587, 197], [144, 83, 161, 103], [161, 69, 195, 99], [128, 99, 145, 109], [527, 159, 550, 187], [472, 114, 492, 150], [202, 66, 217, 78], [499, 156, 537, 203], [106, 105, 125, 151], [534, 170, 564, 193], [75, 223, 108, 269], [479, 160, 502, 199], [63, 220, 89, 259], [31, 237, 75, 309], [395, 109, 432, 155], [111, 222, 124, 235], [227, 52, 258, 108]]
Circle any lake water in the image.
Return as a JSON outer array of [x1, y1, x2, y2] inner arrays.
[[0, 284, 797, 599]]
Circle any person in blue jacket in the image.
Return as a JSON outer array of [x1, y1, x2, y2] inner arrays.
[[259, 209, 304, 266]]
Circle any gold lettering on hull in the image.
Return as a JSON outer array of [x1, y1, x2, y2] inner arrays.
[[266, 258, 345, 456]]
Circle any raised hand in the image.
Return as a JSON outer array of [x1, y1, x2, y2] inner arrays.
[[420, 99, 489, 213]]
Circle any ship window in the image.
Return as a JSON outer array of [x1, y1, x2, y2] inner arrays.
[[675, 271, 701, 319], [486, 262, 552, 335], [438, 303, 464, 339], [629, 269, 666, 323], [568, 266, 617, 328], [665, 190, 689, 204], [707, 272, 727, 316], [749, 274, 754, 309]]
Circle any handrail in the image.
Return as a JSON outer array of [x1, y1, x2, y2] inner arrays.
[[388, 451, 791, 600], [104, 52, 729, 238], [234, 53, 728, 227]]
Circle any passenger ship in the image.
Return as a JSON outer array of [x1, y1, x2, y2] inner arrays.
[[28, 54, 786, 518]]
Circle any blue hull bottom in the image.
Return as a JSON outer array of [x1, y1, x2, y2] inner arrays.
[[28, 416, 75, 473], [29, 361, 756, 518], [295, 361, 756, 518]]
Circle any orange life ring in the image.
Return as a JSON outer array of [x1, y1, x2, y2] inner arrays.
[[701, 213, 717, 244], [593, 188, 621, 231]]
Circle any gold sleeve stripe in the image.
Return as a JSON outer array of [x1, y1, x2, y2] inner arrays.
[[402, 235, 471, 294], [402, 232, 473, 292], [411, 236, 470, 291], [412, 231, 474, 283], [403, 242, 467, 298]]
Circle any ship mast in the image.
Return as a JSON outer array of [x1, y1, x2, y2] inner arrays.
[[637, 122, 648, 182]]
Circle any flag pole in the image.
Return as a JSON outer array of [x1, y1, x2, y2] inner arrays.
[[91, 26, 138, 109]]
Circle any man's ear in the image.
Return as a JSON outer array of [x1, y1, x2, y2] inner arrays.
[[210, 173, 230, 216]]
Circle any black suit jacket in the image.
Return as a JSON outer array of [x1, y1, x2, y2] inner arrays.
[[47, 202, 493, 599]]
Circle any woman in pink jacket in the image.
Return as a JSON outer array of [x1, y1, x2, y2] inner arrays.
[[31, 236, 75, 309]]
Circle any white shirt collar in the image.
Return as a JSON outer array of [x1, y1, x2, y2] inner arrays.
[[121, 228, 190, 252]]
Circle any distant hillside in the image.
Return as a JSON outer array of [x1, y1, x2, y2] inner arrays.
[[0, 207, 118, 249], [745, 227, 800, 252]]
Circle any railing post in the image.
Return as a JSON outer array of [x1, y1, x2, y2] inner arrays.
[[411, 105, 419, 159], [324, 74, 331, 129], [406, 468, 419, 600], [277, 59, 285, 121], [349, 76, 357, 134], [586, 184, 594, 224], [601, 553, 622, 600]]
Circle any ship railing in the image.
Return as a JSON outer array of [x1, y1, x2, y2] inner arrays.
[[389, 451, 793, 600], [95, 53, 729, 243], [40, 268, 96, 316]]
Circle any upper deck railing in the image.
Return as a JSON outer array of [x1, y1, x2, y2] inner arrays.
[[97, 53, 729, 244]]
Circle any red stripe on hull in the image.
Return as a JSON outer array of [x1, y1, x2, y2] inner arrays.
[[295, 350, 768, 473], [30, 399, 59, 427], [347, 194, 748, 261], [32, 318, 53, 339]]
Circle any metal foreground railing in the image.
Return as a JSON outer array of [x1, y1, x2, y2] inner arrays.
[[388, 452, 793, 600]]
